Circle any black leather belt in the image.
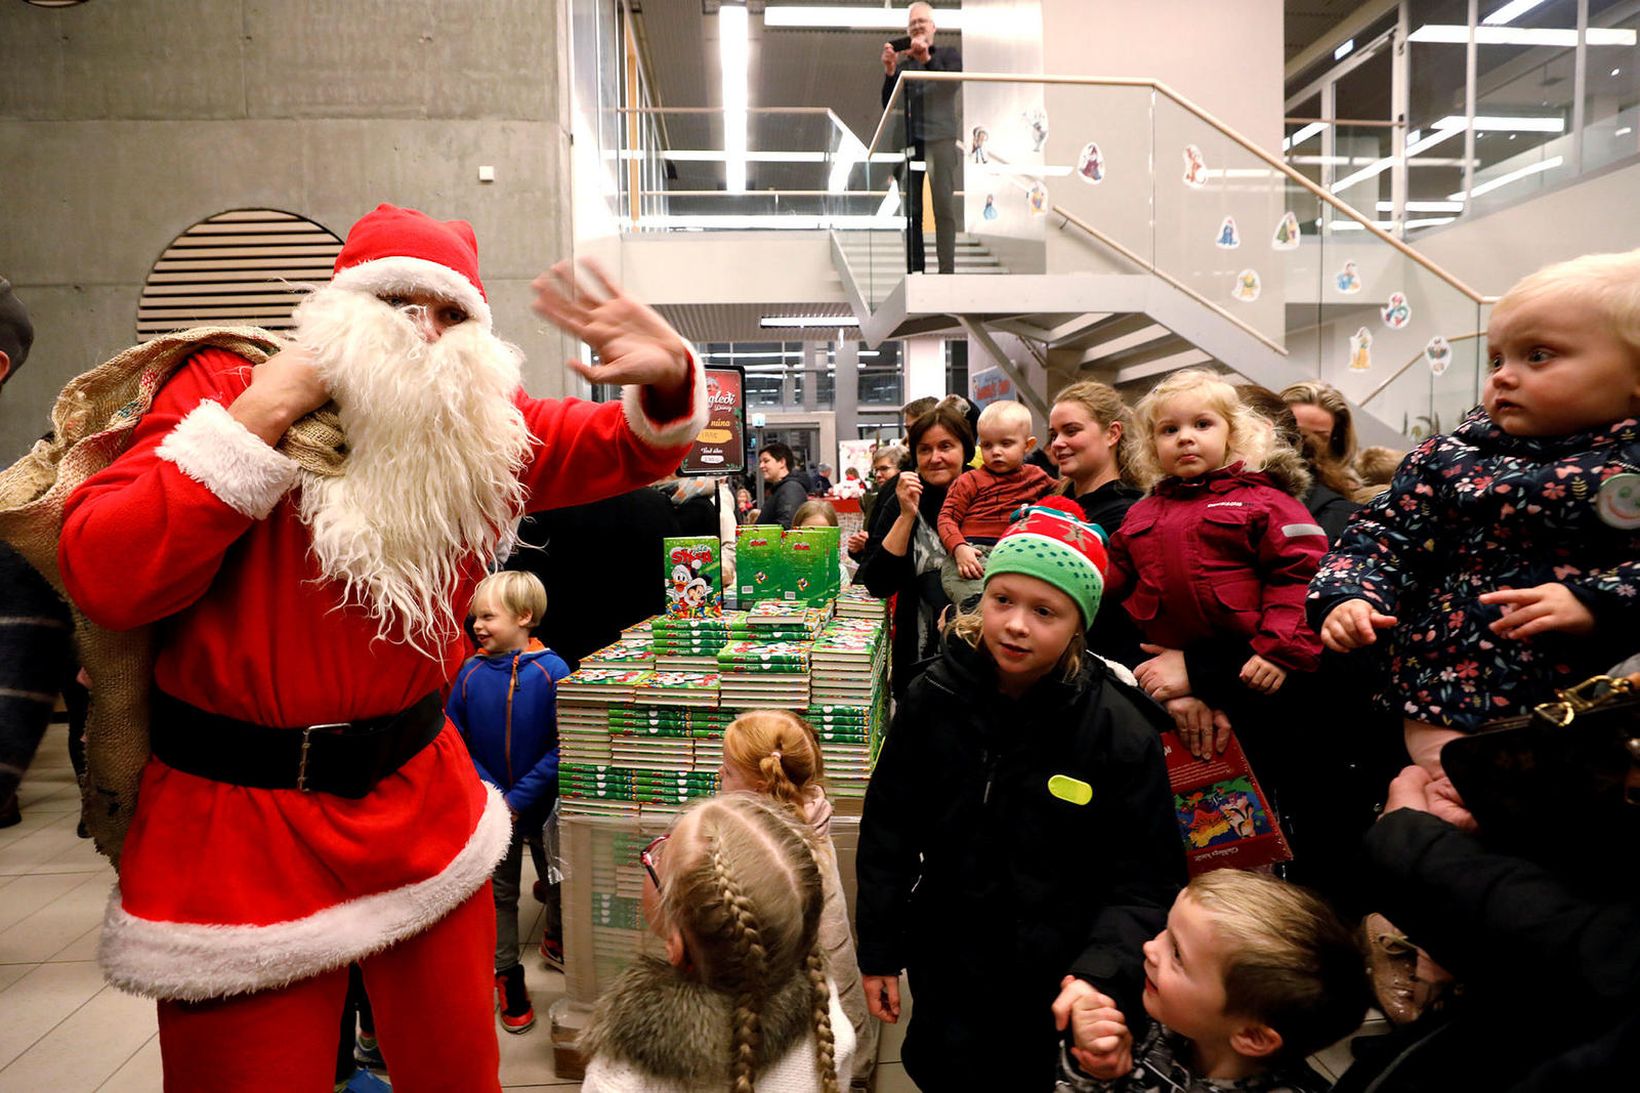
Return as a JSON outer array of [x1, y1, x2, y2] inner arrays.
[[149, 690, 446, 798]]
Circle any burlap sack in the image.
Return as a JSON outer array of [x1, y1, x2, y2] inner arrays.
[[0, 327, 345, 865]]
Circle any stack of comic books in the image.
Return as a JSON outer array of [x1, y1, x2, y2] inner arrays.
[[650, 615, 732, 671], [717, 640, 811, 709], [578, 638, 654, 672], [809, 618, 885, 706]]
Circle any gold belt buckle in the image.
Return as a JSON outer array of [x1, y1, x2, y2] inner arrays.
[[297, 722, 351, 792]]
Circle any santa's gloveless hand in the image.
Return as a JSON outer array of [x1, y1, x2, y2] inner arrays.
[[532, 259, 691, 399], [231, 343, 331, 446]]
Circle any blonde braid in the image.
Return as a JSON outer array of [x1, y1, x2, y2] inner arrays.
[[712, 842, 769, 1093], [805, 940, 840, 1093]]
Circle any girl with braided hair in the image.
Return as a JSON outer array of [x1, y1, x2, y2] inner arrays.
[[580, 794, 855, 1092], [720, 710, 876, 1082]]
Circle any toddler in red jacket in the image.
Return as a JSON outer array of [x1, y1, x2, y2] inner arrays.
[[937, 399, 1054, 607], [1104, 370, 1328, 758]]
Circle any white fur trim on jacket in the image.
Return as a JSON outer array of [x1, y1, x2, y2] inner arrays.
[[156, 400, 301, 520], [98, 783, 512, 1002], [328, 256, 494, 331], [620, 343, 710, 450]]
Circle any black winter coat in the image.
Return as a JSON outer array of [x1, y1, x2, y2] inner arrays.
[[856, 634, 1185, 1090]]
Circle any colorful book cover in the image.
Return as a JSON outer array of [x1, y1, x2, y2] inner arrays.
[[663, 536, 723, 619], [1160, 729, 1292, 876], [736, 525, 787, 600], [781, 526, 842, 605]]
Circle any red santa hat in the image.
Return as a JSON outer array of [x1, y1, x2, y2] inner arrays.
[[328, 203, 494, 330]]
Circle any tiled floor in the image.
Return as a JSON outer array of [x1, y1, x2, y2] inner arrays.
[[0, 727, 916, 1092]]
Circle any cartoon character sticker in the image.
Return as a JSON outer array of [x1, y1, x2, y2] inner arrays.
[[1335, 260, 1362, 295], [1215, 216, 1241, 249], [1596, 473, 1640, 530], [1425, 335, 1452, 376], [1231, 269, 1261, 302], [1271, 210, 1301, 251], [1380, 291, 1412, 330], [1027, 181, 1049, 217], [1076, 141, 1105, 184], [970, 125, 989, 164], [1349, 326, 1373, 372], [1025, 108, 1049, 153], [982, 194, 998, 220], [1182, 144, 1208, 188]]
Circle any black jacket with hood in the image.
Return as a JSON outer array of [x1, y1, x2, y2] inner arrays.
[[856, 632, 1185, 1089]]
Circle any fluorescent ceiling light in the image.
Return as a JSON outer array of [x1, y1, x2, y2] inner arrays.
[[1409, 24, 1636, 45], [1334, 38, 1355, 61], [720, 4, 749, 194], [1376, 200, 1465, 212], [1282, 122, 1327, 152], [1448, 156, 1563, 199], [761, 316, 861, 328], [1434, 114, 1564, 132], [1483, 0, 1548, 25], [764, 5, 967, 30]]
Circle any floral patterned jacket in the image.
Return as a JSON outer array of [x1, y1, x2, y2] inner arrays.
[[1307, 408, 1640, 730]]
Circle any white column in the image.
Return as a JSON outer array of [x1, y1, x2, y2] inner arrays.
[[903, 336, 947, 401]]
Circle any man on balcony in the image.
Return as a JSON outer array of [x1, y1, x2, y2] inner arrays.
[[881, 2, 963, 275]]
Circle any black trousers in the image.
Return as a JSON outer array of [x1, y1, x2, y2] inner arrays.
[[905, 138, 960, 274]]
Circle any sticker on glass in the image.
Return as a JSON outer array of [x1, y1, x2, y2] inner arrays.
[[1271, 210, 1301, 251], [1076, 141, 1105, 184], [1182, 144, 1208, 188], [1335, 260, 1362, 295], [1596, 473, 1640, 530], [1024, 108, 1049, 153], [1027, 181, 1049, 216], [1380, 292, 1412, 330], [1425, 335, 1452, 376], [970, 125, 990, 164], [1231, 269, 1261, 302], [1215, 216, 1241, 249], [1349, 326, 1373, 371], [982, 193, 998, 221]]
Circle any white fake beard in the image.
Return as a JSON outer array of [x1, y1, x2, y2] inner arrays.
[[291, 286, 531, 654]]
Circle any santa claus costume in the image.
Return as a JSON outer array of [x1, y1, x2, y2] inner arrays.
[[57, 204, 708, 1091]]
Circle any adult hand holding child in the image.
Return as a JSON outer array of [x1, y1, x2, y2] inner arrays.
[[1052, 976, 1133, 1079]]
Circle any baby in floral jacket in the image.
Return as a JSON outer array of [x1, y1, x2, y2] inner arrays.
[[1308, 249, 1640, 778]]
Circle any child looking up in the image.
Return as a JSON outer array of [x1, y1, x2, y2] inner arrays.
[[1055, 870, 1370, 1092], [720, 709, 875, 1082], [580, 794, 855, 1092], [858, 498, 1185, 1091], [936, 399, 1054, 607], [1310, 250, 1640, 779], [445, 570, 570, 1035], [1104, 370, 1327, 760]]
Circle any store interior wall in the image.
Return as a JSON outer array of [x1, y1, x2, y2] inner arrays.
[[0, 0, 578, 467]]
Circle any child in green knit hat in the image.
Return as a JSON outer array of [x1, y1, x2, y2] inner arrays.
[[857, 496, 1186, 1090]]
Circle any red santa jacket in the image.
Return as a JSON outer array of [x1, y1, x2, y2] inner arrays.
[[1104, 463, 1326, 672], [58, 347, 706, 1002]]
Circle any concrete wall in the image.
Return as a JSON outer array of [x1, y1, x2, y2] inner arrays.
[[0, 0, 578, 466]]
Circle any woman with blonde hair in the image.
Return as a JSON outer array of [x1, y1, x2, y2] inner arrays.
[[580, 794, 854, 1092]]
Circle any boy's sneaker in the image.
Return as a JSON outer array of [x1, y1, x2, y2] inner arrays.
[[539, 933, 565, 972], [495, 963, 536, 1033], [353, 1032, 384, 1069]]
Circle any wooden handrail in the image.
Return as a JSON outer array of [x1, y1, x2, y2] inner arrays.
[[1361, 331, 1487, 406]]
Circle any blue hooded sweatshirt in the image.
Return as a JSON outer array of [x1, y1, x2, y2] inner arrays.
[[446, 639, 571, 818]]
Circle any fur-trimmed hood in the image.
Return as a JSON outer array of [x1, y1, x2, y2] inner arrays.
[[1252, 444, 1313, 497], [579, 956, 819, 1087]]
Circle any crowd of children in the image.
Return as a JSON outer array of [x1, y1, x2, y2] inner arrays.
[[430, 248, 1638, 1091]]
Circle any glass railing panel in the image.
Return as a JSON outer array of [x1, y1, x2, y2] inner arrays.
[[1280, 179, 1329, 378], [1032, 83, 1156, 277], [1151, 94, 1294, 350], [1585, 1, 1640, 171]]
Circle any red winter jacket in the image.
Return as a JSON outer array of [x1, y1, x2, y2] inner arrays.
[[1104, 464, 1327, 671]]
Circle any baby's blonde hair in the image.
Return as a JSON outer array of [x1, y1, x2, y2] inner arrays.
[[1494, 248, 1640, 358], [470, 570, 547, 627], [976, 399, 1034, 437], [1124, 369, 1272, 489], [723, 710, 826, 813], [657, 795, 838, 1093]]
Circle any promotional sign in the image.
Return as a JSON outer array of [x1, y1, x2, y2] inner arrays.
[[969, 365, 1016, 408], [680, 366, 746, 476]]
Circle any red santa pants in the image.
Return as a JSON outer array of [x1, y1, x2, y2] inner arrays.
[[156, 883, 501, 1092]]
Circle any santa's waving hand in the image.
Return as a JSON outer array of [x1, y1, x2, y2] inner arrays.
[[57, 204, 707, 1091]]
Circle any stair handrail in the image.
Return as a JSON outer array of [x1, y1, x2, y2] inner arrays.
[[873, 71, 1499, 306]]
